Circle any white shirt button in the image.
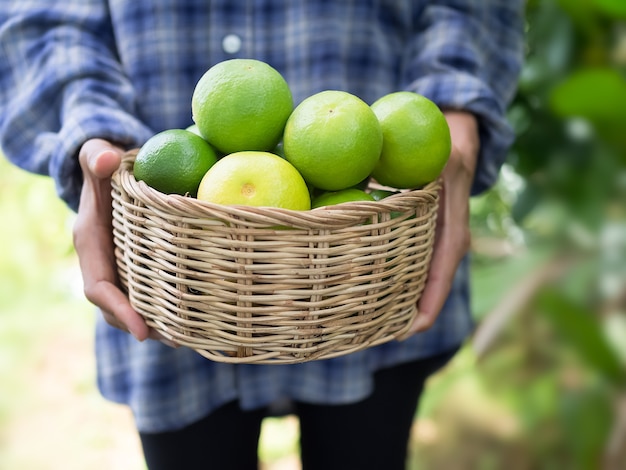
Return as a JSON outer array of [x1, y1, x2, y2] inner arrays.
[[222, 34, 242, 54]]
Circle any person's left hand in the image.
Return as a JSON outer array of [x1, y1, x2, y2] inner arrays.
[[403, 111, 480, 337]]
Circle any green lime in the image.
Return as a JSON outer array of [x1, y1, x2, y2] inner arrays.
[[371, 91, 451, 189], [191, 59, 293, 154], [311, 188, 375, 208], [133, 129, 218, 196], [283, 90, 382, 191]]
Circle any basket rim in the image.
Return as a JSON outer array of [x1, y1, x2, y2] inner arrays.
[[113, 149, 441, 218]]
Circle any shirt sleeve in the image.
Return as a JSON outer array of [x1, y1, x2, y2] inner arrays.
[[0, 2, 153, 211], [405, 0, 525, 195]]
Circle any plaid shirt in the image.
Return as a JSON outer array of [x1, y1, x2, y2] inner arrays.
[[0, 0, 524, 432]]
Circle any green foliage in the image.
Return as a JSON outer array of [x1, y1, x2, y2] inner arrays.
[[503, 0, 626, 237], [457, 1, 626, 467], [591, 0, 626, 18], [550, 67, 626, 124]]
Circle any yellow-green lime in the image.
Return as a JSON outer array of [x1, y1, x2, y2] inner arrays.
[[133, 129, 218, 197], [191, 59, 293, 154], [371, 91, 451, 189], [196, 151, 311, 210], [283, 90, 383, 191], [311, 188, 375, 208]]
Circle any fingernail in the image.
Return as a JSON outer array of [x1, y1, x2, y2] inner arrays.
[[413, 315, 431, 332], [129, 327, 143, 342]]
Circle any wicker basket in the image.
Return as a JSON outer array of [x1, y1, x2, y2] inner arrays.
[[111, 150, 440, 364]]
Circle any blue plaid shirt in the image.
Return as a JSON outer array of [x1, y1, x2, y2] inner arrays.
[[0, 1, 524, 432]]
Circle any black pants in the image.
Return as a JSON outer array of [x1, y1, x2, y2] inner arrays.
[[139, 348, 457, 470]]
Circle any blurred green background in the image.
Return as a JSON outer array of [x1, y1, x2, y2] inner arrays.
[[1, 1, 625, 469]]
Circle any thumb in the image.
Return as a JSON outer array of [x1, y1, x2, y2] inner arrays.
[[79, 138, 124, 180]]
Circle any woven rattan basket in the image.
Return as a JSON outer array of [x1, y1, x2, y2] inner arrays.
[[111, 150, 440, 364]]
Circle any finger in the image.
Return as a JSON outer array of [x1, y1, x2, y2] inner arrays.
[[403, 183, 470, 338], [80, 139, 123, 179], [85, 278, 151, 341], [411, 240, 457, 333], [397, 230, 456, 340], [416, 213, 469, 331], [74, 208, 150, 341]]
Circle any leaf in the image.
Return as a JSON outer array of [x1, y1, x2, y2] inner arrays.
[[536, 287, 626, 386], [593, 0, 626, 18], [549, 68, 626, 123], [555, 0, 606, 40]]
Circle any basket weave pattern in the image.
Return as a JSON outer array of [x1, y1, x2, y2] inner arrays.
[[111, 151, 440, 364]]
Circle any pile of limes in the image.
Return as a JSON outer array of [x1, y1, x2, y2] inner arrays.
[[133, 58, 451, 210]]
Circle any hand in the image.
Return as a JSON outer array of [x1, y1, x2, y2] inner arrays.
[[74, 139, 175, 345], [404, 111, 480, 336]]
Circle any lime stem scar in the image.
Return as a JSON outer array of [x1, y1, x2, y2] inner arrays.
[[241, 183, 256, 197]]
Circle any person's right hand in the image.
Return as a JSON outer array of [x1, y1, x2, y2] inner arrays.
[[74, 138, 173, 345]]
